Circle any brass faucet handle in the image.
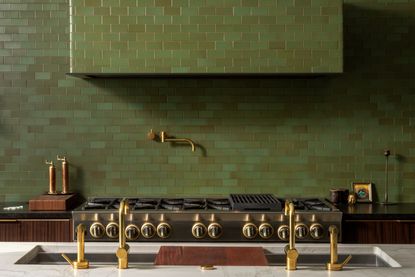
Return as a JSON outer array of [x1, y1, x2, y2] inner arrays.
[[147, 129, 158, 140], [61, 253, 89, 269], [326, 255, 352, 271]]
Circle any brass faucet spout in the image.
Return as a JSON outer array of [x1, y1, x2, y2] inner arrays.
[[116, 199, 130, 269], [160, 131, 196, 152]]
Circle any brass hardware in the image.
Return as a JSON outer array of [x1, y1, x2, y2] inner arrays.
[[116, 199, 130, 269], [89, 222, 105, 239], [156, 222, 172, 239], [347, 193, 356, 205], [141, 222, 156, 238], [284, 200, 298, 271], [326, 225, 352, 271], [277, 225, 289, 241], [0, 219, 18, 223], [147, 129, 157, 140], [45, 160, 57, 195], [207, 222, 222, 239], [125, 224, 140, 240], [200, 265, 216, 270], [295, 223, 309, 239], [242, 222, 258, 239], [258, 223, 274, 239], [61, 224, 89, 269], [148, 129, 196, 152], [192, 222, 207, 239], [310, 223, 324, 240], [106, 222, 119, 238], [57, 155, 69, 194]]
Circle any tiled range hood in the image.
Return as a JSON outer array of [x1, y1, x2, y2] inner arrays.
[[68, 0, 343, 78]]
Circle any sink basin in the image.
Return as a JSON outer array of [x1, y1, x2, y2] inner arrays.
[[265, 253, 393, 267], [15, 244, 401, 268], [17, 252, 156, 265]]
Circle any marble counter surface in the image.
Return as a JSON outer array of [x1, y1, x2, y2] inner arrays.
[[0, 242, 414, 276]]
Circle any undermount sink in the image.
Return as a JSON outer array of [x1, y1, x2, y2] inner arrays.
[[15, 244, 401, 268]]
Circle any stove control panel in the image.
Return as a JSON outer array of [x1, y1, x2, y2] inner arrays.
[[75, 209, 341, 242]]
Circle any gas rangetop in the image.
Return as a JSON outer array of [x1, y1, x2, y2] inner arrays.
[[73, 194, 341, 243]]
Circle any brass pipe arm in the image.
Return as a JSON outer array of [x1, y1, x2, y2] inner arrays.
[[148, 130, 196, 152]]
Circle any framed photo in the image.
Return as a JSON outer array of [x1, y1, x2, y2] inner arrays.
[[352, 182, 373, 203]]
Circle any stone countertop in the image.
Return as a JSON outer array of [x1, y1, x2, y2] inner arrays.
[[0, 242, 414, 276], [0, 202, 73, 219], [338, 203, 415, 220]]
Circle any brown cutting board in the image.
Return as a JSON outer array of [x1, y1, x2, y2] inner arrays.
[[29, 193, 80, 211], [154, 246, 268, 266]]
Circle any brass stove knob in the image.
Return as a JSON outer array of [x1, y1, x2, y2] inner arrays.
[[295, 223, 309, 239], [105, 222, 119, 238], [141, 222, 156, 239], [242, 223, 258, 239], [192, 222, 207, 239], [310, 223, 324, 240], [258, 223, 274, 239], [157, 222, 172, 239], [89, 222, 105, 239], [207, 222, 222, 239], [277, 225, 289, 241], [125, 224, 140, 240]]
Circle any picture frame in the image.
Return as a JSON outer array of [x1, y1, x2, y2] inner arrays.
[[352, 182, 373, 203]]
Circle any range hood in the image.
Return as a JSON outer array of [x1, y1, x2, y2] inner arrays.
[[69, 0, 343, 78]]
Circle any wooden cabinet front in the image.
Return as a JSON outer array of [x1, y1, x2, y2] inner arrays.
[[0, 219, 72, 242], [343, 220, 415, 244]]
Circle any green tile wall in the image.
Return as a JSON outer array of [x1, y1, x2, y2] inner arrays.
[[69, 0, 343, 73], [0, 0, 415, 202]]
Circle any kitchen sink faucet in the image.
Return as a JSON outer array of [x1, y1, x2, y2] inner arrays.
[[116, 199, 130, 269], [61, 224, 89, 269], [284, 200, 299, 270]]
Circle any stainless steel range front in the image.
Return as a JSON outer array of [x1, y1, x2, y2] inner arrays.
[[72, 194, 342, 243]]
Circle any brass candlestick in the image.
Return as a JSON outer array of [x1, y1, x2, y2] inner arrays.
[[379, 149, 396, 205]]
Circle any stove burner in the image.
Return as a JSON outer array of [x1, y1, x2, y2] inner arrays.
[[83, 198, 116, 210], [183, 199, 206, 210], [303, 198, 331, 211], [160, 198, 183, 210], [134, 198, 159, 210], [207, 198, 231, 211]]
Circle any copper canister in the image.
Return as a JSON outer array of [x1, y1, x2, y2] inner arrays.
[[57, 156, 69, 194], [46, 161, 57, 195]]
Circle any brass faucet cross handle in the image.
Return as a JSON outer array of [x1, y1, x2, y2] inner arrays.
[[62, 224, 89, 269], [326, 225, 352, 271]]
